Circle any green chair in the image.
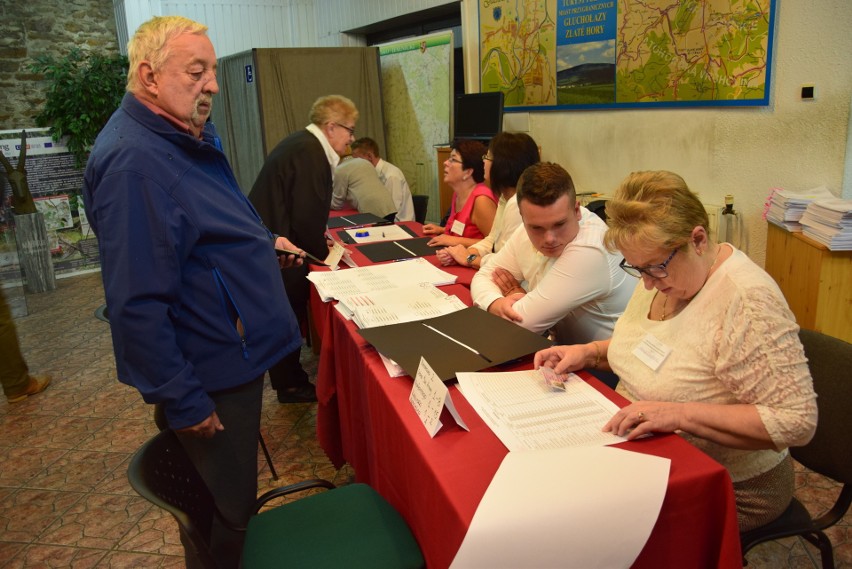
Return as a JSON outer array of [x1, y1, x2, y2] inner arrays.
[[127, 429, 424, 569], [741, 329, 852, 568]]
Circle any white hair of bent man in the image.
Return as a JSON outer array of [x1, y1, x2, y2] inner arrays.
[[311, 95, 359, 157]]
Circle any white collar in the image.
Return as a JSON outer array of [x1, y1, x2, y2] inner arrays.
[[306, 123, 341, 171]]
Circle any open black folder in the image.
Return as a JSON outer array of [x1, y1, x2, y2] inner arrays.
[[357, 306, 553, 381], [327, 212, 388, 229], [357, 236, 438, 263]]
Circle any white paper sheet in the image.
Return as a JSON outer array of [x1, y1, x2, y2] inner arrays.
[[450, 447, 671, 569], [306, 258, 456, 301], [456, 370, 626, 451], [342, 224, 414, 243], [338, 284, 467, 328]]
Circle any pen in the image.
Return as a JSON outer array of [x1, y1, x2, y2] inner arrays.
[[421, 323, 492, 363], [393, 241, 417, 256]]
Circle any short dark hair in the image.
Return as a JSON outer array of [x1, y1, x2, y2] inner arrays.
[[451, 139, 487, 184], [351, 137, 380, 156], [516, 162, 576, 207], [488, 132, 540, 194]]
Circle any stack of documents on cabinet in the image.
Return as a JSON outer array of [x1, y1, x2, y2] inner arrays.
[[307, 258, 456, 301], [766, 185, 835, 232], [800, 198, 852, 250], [336, 284, 467, 328]]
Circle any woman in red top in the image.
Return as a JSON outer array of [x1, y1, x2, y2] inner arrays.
[[424, 139, 497, 246]]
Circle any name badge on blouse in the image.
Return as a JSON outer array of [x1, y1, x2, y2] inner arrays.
[[450, 219, 465, 236], [633, 333, 672, 371]]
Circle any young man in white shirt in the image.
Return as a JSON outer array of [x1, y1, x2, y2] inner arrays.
[[351, 137, 415, 222], [471, 162, 635, 345]]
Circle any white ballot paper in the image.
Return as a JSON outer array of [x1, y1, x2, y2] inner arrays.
[[323, 240, 349, 270], [307, 258, 456, 301], [410, 357, 469, 437], [456, 369, 626, 451], [450, 446, 671, 569], [343, 224, 413, 243]]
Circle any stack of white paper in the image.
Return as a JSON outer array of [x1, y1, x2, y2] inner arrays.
[[307, 258, 457, 301], [456, 369, 626, 451], [800, 197, 852, 250], [337, 284, 467, 328], [766, 186, 835, 232]]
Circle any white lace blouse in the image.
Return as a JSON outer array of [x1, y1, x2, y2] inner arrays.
[[609, 247, 818, 482]]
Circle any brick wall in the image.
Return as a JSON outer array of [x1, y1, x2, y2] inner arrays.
[[0, 0, 119, 130]]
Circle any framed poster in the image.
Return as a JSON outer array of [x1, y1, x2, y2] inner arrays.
[[479, 0, 776, 110]]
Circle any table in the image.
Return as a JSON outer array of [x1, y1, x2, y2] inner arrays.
[[310, 280, 743, 568]]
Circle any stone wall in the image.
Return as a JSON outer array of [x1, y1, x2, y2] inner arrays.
[[0, 0, 119, 130]]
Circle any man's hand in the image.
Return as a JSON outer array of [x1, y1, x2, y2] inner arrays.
[[487, 296, 523, 323], [491, 267, 524, 296], [274, 236, 305, 269], [175, 411, 224, 439]]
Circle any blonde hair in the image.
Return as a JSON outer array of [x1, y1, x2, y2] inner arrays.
[[309, 95, 359, 127], [126, 16, 209, 93], [605, 170, 710, 252]]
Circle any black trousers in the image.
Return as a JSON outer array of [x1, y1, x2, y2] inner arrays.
[[172, 375, 264, 569]]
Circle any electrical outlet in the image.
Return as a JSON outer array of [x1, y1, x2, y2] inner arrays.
[[703, 203, 724, 238]]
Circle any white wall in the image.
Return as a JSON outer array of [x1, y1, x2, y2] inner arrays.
[[490, 2, 852, 265], [115, 0, 852, 265]]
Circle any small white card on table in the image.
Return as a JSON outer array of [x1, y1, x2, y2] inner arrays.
[[409, 357, 469, 437]]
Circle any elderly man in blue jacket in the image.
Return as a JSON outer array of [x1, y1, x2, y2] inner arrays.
[[83, 16, 302, 568]]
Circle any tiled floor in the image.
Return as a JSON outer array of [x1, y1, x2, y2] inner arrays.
[[0, 271, 849, 568]]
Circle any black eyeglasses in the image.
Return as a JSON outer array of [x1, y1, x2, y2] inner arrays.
[[447, 156, 463, 165], [482, 154, 493, 162], [619, 249, 678, 279], [332, 122, 355, 137]]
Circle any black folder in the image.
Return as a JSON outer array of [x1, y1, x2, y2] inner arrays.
[[357, 306, 553, 381], [357, 236, 438, 263], [327, 212, 389, 229]]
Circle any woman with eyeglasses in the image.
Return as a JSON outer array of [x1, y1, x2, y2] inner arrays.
[[423, 139, 496, 246], [534, 170, 817, 533], [436, 132, 540, 269]]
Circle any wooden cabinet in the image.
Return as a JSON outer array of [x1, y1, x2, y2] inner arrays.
[[764, 222, 852, 343]]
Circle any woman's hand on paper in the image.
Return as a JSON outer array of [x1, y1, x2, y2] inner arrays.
[[534, 345, 586, 375]]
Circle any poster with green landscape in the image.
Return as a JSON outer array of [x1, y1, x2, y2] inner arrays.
[[479, 0, 775, 110]]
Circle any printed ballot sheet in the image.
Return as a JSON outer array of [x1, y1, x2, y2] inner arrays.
[[450, 446, 671, 569], [307, 258, 456, 301], [456, 369, 626, 451], [337, 284, 467, 328]]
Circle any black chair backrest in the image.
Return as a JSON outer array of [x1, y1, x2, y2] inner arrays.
[[586, 199, 608, 222], [127, 429, 219, 568], [792, 329, 852, 484], [412, 194, 429, 225]]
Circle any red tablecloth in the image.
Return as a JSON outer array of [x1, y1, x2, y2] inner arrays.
[[311, 284, 742, 568]]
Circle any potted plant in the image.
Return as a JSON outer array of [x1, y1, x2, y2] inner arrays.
[[30, 47, 128, 168]]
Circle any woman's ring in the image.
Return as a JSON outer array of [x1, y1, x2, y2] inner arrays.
[[637, 412, 646, 423]]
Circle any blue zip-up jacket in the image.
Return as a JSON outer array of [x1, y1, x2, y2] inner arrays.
[[83, 93, 301, 429]]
